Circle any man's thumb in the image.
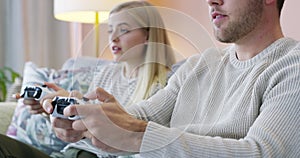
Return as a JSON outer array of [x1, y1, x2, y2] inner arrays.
[[95, 87, 116, 103]]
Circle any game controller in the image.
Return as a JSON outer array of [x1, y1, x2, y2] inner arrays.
[[20, 85, 52, 101], [51, 96, 87, 120]]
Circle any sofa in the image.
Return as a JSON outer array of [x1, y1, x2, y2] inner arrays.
[[0, 102, 17, 135]]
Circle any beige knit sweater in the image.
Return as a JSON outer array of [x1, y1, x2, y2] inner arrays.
[[128, 38, 300, 157]]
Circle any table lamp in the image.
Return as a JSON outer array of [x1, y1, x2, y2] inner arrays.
[[54, 0, 132, 57]]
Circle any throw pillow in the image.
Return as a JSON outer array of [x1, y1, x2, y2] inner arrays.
[[6, 57, 110, 154]]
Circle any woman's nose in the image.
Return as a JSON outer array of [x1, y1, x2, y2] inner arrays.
[[110, 32, 120, 43]]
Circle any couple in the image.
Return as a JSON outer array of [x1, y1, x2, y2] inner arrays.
[[1, 0, 300, 157]]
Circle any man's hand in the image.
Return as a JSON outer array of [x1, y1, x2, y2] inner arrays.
[[40, 82, 70, 114], [41, 82, 84, 114], [64, 87, 148, 154]]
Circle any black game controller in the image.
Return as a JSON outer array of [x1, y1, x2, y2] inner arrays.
[[21, 85, 52, 101], [51, 96, 85, 120]]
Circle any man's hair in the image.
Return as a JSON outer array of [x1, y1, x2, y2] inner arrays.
[[277, 0, 285, 16]]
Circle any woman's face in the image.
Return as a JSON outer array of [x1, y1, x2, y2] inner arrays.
[[108, 11, 148, 63]]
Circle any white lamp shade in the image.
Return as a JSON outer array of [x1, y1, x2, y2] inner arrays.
[[54, 0, 132, 23]]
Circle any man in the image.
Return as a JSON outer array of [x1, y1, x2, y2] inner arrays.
[[50, 0, 299, 157], [1, 0, 299, 157]]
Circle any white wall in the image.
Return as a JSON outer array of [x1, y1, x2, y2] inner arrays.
[[281, 0, 300, 40]]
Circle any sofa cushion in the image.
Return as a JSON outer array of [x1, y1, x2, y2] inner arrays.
[[0, 102, 17, 135]]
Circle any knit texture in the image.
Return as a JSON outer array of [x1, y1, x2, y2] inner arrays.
[[127, 38, 300, 157]]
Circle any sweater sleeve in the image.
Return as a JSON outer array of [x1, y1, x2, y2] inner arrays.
[[139, 50, 300, 157], [126, 54, 202, 126]]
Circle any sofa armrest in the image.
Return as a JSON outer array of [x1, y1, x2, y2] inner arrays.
[[0, 102, 17, 135]]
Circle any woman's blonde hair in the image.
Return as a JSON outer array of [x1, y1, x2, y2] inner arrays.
[[110, 1, 176, 104]]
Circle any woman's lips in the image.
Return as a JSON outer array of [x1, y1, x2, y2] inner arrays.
[[112, 46, 122, 54]]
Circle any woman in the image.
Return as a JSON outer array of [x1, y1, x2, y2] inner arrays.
[[1, 1, 176, 158], [89, 0, 176, 107]]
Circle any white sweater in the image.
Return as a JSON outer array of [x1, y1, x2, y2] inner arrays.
[[128, 38, 300, 157]]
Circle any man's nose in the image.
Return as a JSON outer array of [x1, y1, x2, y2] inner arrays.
[[206, 0, 224, 6]]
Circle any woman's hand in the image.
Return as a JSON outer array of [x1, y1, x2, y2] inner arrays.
[[14, 82, 70, 114], [50, 116, 87, 142], [40, 85, 86, 142]]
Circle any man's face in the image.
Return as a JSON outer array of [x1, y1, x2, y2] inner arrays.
[[208, 0, 263, 43]]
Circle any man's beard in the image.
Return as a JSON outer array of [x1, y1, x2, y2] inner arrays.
[[214, 0, 263, 43]]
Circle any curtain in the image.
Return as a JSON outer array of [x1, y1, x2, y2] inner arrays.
[[0, 0, 72, 75]]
